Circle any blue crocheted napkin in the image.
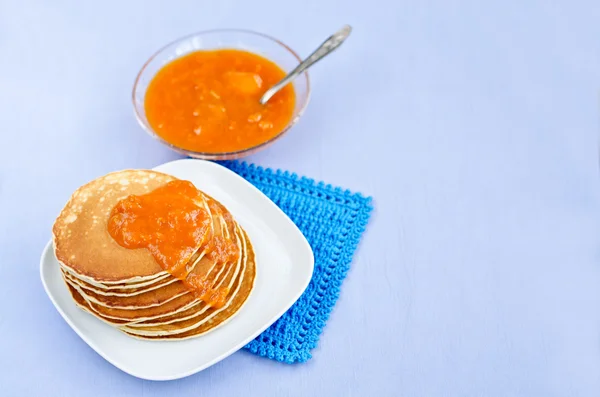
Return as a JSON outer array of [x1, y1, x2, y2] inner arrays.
[[220, 161, 372, 363]]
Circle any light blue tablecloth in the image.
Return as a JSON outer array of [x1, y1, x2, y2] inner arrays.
[[1, 1, 599, 396]]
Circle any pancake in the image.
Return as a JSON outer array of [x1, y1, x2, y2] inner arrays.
[[55, 169, 256, 341], [62, 270, 190, 309], [53, 170, 176, 284], [59, 193, 221, 296], [66, 209, 241, 323], [123, 223, 246, 331], [63, 271, 179, 297], [66, 225, 256, 339], [124, 228, 256, 340], [121, 223, 254, 336]]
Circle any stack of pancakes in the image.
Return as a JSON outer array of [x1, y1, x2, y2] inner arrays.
[[52, 170, 255, 340]]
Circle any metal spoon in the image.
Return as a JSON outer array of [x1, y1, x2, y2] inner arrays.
[[259, 25, 352, 105]]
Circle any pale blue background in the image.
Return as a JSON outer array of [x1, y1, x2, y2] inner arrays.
[[1, 1, 600, 396]]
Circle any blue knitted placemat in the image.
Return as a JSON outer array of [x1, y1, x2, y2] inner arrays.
[[220, 161, 372, 363]]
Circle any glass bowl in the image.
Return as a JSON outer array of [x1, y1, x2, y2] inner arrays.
[[132, 29, 310, 160]]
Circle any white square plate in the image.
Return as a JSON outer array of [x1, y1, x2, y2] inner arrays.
[[40, 159, 314, 380]]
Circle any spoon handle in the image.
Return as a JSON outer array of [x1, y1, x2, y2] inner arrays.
[[259, 25, 352, 105]]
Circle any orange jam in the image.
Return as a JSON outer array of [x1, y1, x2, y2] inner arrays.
[[107, 180, 235, 308], [185, 273, 230, 308], [144, 49, 296, 153], [107, 180, 210, 275]]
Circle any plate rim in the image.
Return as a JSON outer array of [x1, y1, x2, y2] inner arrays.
[[39, 158, 314, 381]]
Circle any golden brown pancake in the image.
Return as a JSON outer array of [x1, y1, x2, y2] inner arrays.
[[58, 192, 222, 296], [62, 271, 190, 309], [55, 169, 255, 340], [124, 228, 256, 339], [64, 269, 172, 290], [122, 223, 245, 330], [121, 225, 252, 336], [62, 270, 179, 297], [53, 170, 176, 283], [66, 212, 241, 323], [66, 226, 256, 339]]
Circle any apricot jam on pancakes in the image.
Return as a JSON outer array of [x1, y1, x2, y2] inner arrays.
[[108, 180, 239, 308]]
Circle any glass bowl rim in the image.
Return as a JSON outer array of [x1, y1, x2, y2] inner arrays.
[[132, 28, 311, 160]]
